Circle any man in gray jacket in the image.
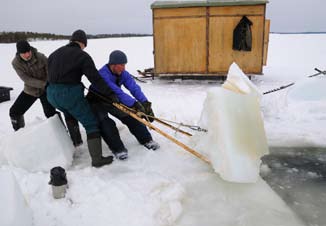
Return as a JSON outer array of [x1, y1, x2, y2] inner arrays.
[[9, 40, 83, 147]]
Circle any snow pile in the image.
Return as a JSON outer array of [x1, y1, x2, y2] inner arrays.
[[195, 63, 269, 183], [0, 142, 7, 165], [8, 163, 186, 226], [0, 168, 33, 226], [1, 115, 74, 172]]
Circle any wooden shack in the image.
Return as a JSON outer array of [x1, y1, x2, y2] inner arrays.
[[151, 0, 270, 77]]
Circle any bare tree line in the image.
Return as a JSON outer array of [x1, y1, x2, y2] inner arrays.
[[0, 31, 152, 43]]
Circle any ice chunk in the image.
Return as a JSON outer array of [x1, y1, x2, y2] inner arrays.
[[223, 62, 262, 99], [0, 169, 33, 226], [196, 63, 269, 183], [3, 115, 74, 172]]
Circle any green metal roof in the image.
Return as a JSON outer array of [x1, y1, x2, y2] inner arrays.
[[151, 0, 268, 9]]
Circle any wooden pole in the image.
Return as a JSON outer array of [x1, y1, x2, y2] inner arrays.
[[120, 104, 193, 137], [113, 103, 210, 164]]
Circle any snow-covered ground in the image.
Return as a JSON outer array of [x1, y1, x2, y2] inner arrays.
[[0, 34, 326, 226]]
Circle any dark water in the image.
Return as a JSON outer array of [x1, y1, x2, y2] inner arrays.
[[261, 147, 326, 226]]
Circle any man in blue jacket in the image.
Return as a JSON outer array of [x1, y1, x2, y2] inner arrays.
[[87, 50, 159, 160], [47, 30, 118, 167]]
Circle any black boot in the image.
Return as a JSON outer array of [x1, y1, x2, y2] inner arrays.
[[10, 115, 25, 131], [87, 132, 114, 167], [65, 118, 83, 147]]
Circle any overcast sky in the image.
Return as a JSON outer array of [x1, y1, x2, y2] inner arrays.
[[1, 0, 325, 35]]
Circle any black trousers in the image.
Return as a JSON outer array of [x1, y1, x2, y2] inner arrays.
[[9, 91, 57, 118]]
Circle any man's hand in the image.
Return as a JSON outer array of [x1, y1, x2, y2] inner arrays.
[[141, 101, 155, 122], [132, 101, 146, 113]]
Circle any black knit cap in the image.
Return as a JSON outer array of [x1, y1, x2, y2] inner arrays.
[[16, 40, 31, 54], [70, 29, 87, 47], [108, 50, 128, 65]]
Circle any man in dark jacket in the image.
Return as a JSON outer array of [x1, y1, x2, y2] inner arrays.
[[47, 29, 118, 167], [9, 40, 58, 131], [87, 50, 159, 160]]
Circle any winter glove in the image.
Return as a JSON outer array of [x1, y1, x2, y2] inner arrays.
[[132, 101, 146, 114], [141, 101, 155, 122]]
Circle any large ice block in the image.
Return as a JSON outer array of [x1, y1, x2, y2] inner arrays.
[[196, 63, 269, 183], [2, 115, 74, 172]]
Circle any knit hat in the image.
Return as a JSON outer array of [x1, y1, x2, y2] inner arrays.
[[108, 50, 127, 65], [16, 40, 31, 54], [70, 29, 87, 47]]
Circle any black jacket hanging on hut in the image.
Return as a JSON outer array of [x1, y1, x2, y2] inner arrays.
[[233, 16, 253, 51]]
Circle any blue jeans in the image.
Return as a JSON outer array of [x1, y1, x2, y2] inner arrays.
[[47, 83, 99, 134]]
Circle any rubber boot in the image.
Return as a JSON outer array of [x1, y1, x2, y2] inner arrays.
[[10, 115, 25, 131], [87, 133, 114, 167], [65, 118, 83, 147]]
